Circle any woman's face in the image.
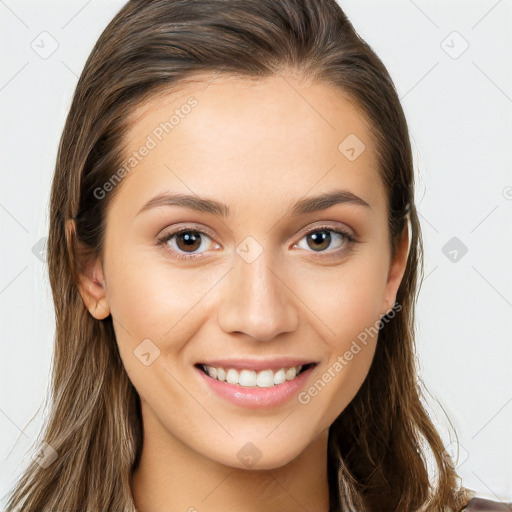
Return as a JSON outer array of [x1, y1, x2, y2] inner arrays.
[[78, 73, 408, 470]]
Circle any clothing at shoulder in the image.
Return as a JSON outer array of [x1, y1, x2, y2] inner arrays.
[[459, 496, 512, 511]]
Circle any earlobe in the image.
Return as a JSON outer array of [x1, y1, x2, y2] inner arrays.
[[65, 219, 110, 320], [79, 263, 110, 320]]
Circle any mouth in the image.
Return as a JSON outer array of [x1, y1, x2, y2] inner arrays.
[[194, 360, 318, 409], [194, 362, 317, 388]]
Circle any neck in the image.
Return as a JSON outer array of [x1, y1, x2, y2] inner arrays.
[[130, 403, 331, 512]]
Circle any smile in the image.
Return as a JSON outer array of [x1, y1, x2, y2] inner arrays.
[[197, 363, 316, 388], [194, 361, 318, 409]]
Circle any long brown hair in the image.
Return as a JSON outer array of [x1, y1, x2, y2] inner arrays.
[[5, 0, 474, 510]]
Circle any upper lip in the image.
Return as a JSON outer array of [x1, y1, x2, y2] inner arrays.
[[196, 357, 317, 372]]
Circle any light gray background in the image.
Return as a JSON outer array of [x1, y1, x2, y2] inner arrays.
[[1, 0, 511, 507]]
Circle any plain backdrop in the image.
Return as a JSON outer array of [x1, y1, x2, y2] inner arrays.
[[1, 0, 511, 507]]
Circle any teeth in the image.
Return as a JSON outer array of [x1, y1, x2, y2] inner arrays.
[[202, 364, 304, 387]]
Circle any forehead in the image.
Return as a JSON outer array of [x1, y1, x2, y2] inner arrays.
[[113, 73, 386, 218]]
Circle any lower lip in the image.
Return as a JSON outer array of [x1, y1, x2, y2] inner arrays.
[[196, 365, 316, 409]]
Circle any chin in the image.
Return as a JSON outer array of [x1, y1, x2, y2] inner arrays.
[[200, 436, 312, 471]]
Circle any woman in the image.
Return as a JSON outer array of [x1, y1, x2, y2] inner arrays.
[[4, 0, 510, 510]]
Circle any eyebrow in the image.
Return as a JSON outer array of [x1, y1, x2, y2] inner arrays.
[[136, 189, 371, 218]]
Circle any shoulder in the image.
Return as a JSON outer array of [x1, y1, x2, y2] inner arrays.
[[459, 496, 512, 511]]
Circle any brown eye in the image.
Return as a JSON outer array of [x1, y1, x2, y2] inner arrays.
[[295, 227, 355, 255], [306, 230, 332, 252], [174, 231, 203, 253], [157, 228, 218, 261]]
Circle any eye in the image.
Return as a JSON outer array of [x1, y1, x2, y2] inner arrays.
[[157, 224, 357, 261], [157, 227, 219, 261], [293, 226, 356, 255]]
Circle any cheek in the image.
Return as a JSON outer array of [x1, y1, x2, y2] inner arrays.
[[106, 260, 210, 407], [307, 342, 377, 431], [291, 254, 386, 418], [105, 248, 217, 357], [295, 253, 388, 344]]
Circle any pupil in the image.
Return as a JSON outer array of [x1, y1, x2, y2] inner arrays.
[[307, 230, 330, 251], [178, 232, 200, 252]]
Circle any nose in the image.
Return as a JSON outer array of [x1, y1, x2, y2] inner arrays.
[[216, 251, 299, 342]]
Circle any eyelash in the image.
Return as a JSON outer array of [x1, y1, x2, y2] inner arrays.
[[156, 225, 357, 261]]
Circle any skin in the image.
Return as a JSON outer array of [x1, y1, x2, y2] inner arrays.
[[75, 72, 409, 512]]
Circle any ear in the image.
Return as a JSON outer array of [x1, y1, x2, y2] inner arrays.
[[382, 214, 411, 315], [65, 219, 110, 320]]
